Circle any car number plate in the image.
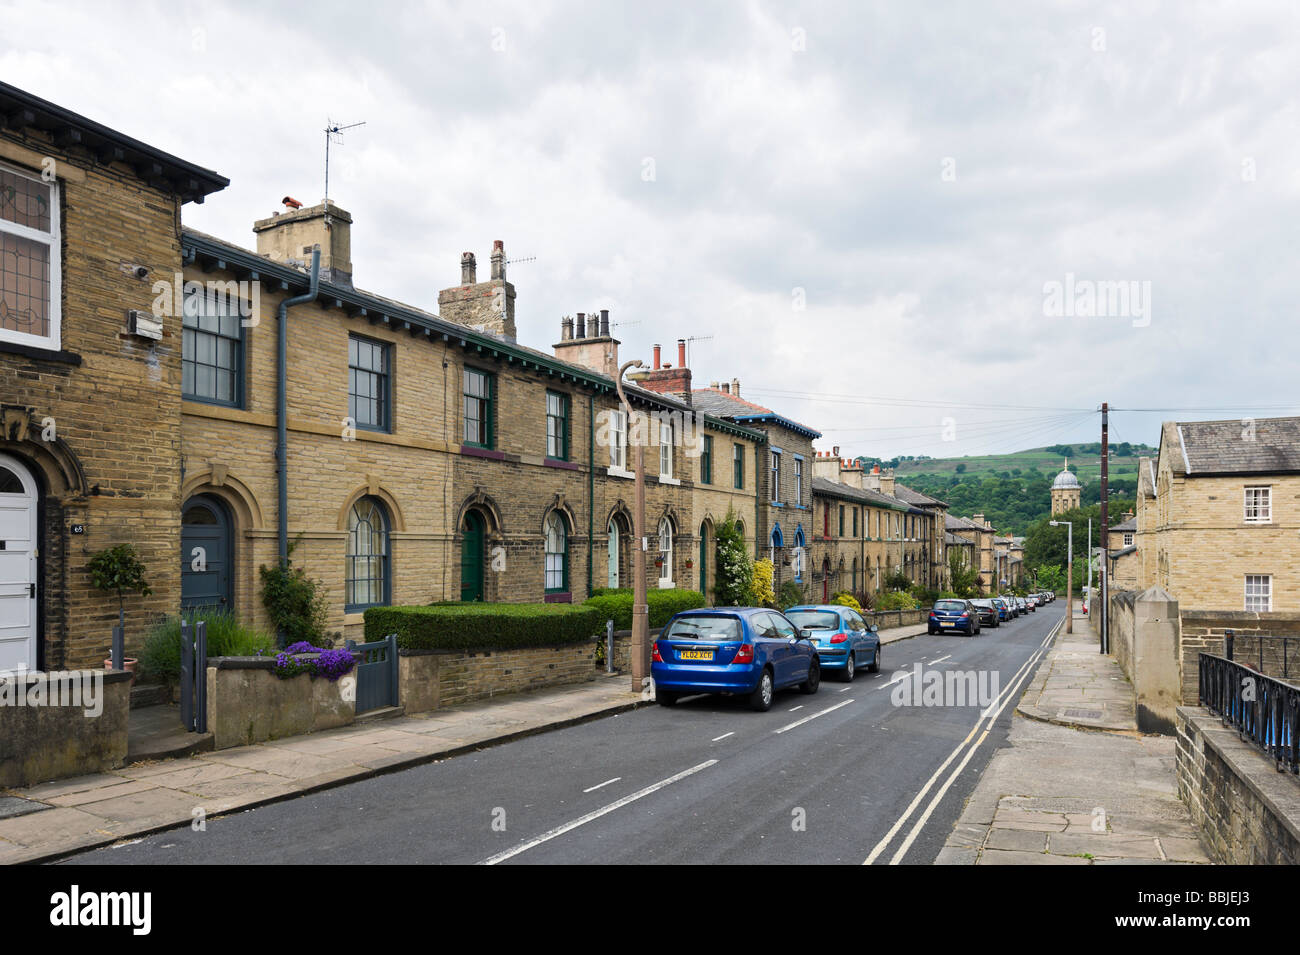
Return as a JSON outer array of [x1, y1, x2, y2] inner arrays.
[[940, 622, 954, 627], [679, 649, 714, 661]]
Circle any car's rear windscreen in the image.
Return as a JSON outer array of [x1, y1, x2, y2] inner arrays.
[[785, 610, 840, 630], [935, 600, 966, 611], [663, 615, 742, 642]]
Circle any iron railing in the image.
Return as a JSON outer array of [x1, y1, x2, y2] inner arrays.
[[1223, 629, 1294, 680], [1199, 651, 1300, 774]]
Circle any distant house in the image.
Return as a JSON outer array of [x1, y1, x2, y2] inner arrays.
[[1135, 416, 1300, 611]]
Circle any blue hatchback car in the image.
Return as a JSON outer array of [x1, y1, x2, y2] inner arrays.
[[651, 608, 821, 711], [785, 605, 881, 681], [927, 598, 981, 636]]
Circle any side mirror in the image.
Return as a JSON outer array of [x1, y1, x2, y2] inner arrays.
[[799, 628, 813, 640], [869, 624, 879, 633]]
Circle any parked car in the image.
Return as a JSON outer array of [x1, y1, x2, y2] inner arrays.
[[1025, 595, 1039, 611], [1000, 595, 1019, 618], [971, 599, 1000, 628], [990, 597, 1013, 622], [786, 604, 882, 681], [928, 598, 981, 636], [652, 608, 821, 711]]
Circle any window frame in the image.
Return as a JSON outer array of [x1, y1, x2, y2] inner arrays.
[[348, 333, 392, 432], [793, 456, 803, 505], [700, 434, 713, 485], [546, 390, 571, 461], [0, 160, 61, 351], [462, 366, 495, 449], [345, 496, 391, 612], [769, 450, 782, 503], [609, 409, 628, 470], [733, 443, 745, 489], [544, 511, 569, 594], [1244, 486, 1271, 524], [657, 516, 674, 587], [659, 417, 674, 480], [182, 284, 246, 408], [1245, 574, 1272, 612]]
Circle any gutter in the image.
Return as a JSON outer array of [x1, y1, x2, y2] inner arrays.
[[277, 248, 321, 568]]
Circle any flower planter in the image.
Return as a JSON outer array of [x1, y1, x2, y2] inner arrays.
[[104, 657, 138, 685]]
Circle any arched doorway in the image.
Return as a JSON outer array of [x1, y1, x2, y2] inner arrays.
[[0, 453, 39, 671], [182, 494, 233, 612], [461, 510, 486, 602], [697, 521, 710, 599]]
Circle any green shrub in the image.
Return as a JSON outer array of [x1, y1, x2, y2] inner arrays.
[[138, 611, 276, 687], [713, 513, 753, 606], [259, 542, 329, 647], [583, 588, 707, 630], [365, 602, 603, 651], [876, 591, 921, 611], [777, 579, 807, 610]]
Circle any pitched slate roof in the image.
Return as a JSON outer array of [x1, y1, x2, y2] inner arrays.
[[811, 477, 911, 511], [1174, 416, 1300, 476], [894, 483, 947, 508], [945, 514, 988, 532], [1111, 516, 1137, 532], [691, 388, 821, 440]]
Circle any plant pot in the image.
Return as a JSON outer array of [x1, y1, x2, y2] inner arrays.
[[104, 657, 138, 685]]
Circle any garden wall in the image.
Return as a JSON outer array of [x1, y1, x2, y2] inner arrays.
[[399, 642, 597, 714], [206, 658, 355, 749], [0, 669, 132, 787]]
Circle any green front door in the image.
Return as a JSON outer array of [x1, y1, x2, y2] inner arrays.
[[461, 511, 484, 602], [698, 523, 708, 599]]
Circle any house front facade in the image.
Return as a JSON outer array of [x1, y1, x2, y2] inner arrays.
[[0, 82, 227, 670]]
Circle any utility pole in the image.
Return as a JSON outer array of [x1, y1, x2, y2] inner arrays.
[[1100, 402, 1109, 654], [1051, 520, 1074, 634]]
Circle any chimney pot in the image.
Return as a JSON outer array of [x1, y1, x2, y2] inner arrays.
[[576, 312, 586, 338], [722, 382, 730, 394], [677, 339, 686, 368], [710, 381, 720, 390], [461, 251, 477, 285], [491, 240, 505, 280], [600, 309, 610, 337], [653, 344, 661, 370], [731, 377, 740, 397]]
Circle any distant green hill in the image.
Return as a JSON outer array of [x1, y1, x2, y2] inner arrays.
[[858, 443, 1150, 536]]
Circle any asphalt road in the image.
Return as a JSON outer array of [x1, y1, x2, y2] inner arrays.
[[68, 606, 1064, 865]]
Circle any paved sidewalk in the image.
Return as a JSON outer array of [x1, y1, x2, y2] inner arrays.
[[0, 674, 644, 865], [937, 606, 1212, 865]]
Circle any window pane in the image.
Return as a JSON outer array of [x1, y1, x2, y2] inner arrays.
[[0, 167, 52, 231], [0, 231, 51, 337]]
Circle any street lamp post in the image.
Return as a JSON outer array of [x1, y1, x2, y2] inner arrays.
[[615, 359, 648, 694], [1050, 520, 1073, 634]]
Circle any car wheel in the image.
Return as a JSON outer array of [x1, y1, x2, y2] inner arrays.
[[868, 643, 881, 673], [749, 669, 774, 712], [843, 653, 856, 682], [801, 659, 821, 694], [657, 689, 678, 707]]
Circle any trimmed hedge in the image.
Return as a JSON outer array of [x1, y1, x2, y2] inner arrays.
[[583, 588, 707, 630], [364, 602, 603, 652]]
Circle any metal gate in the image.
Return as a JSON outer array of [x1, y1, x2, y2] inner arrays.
[[345, 633, 399, 714], [179, 618, 208, 733]]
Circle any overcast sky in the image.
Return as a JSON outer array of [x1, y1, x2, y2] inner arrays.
[[4, 0, 1296, 459]]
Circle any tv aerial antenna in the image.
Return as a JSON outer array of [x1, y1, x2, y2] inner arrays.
[[324, 119, 366, 209], [684, 334, 713, 367]]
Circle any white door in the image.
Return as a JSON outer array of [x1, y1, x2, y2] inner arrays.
[[0, 454, 37, 672], [607, 521, 619, 589]]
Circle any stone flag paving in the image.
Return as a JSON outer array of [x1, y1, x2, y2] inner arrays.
[[937, 605, 1211, 865]]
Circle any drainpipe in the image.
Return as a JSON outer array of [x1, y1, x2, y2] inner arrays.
[[587, 393, 595, 597], [277, 248, 321, 567]]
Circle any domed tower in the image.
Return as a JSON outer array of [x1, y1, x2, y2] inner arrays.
[[1051, 459, 1081, 514]]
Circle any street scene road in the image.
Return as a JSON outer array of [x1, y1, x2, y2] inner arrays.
[[69, 610, 1061, 865]]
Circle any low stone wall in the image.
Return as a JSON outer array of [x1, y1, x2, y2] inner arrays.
[[0, 669, 132, 787], [206, 658, 355, 750], [399, 642, 597, 714], [865, 609, 926, 630], [1176, 706, 1300, 864], [1109, 590, 1138, 679], [1181, 611, 1300, 692]]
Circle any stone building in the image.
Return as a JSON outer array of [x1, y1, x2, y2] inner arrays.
[[1107, 511, 1138, 591], [810, 454, 914, 603], [893, 481, 949, 590], [946, 514, 996, 594], [181, 207, 717, 641], [0, 82, 228, 670], [1050, 460, 1082, 514], [1133, 416, 1300, 611], [692, 384, 819, 597]]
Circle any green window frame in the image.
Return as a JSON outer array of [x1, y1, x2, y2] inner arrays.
[[733, 443, 745, 489], [544, 511, 569, 593], [700, 434, 713, 485], [852, 508, 858, 537], [348, 334, 391, 432], [463, 367, 494, 448], [838, 505, 845, 537], [546, 390, 570, 460]]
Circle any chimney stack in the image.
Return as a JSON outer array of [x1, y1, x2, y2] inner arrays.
[[491, 239, 506, 280], [553, 306, 621, 378], [438, 240, 517, 341], [254, 200, 354, 286]]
